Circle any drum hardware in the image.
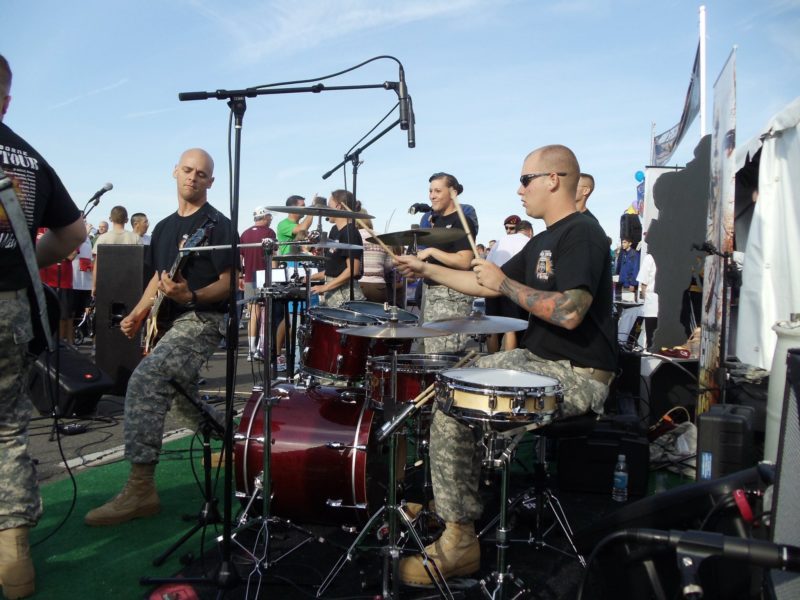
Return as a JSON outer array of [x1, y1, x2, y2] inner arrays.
[[368, 227, 467, 251], [318, 323, 456, 600], [229, 240, 324, 574]]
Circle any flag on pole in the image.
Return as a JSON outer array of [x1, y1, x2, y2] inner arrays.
[[653, 44, 701, 166]]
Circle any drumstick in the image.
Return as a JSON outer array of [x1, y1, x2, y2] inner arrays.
[[336, 203, 398, 260], [450, 190, 480, 258], [410, 350, 479, 408]]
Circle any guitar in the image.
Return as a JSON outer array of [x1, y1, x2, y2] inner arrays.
[[142, 221, 215, 354]]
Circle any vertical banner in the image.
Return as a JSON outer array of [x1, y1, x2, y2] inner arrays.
[[698, 49, 736, 414]]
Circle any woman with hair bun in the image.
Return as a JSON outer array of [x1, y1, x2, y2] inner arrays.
[[417, 172, 476, 352]]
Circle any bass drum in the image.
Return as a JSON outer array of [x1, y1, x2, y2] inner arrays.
[[234, 384, 396, 526]]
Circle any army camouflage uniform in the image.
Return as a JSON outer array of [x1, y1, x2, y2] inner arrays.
[[0, 292, 41, 529], [320, 276, 365, 309], [124, 311, 224, 464], [421, 283, 474, 353], [430, 348, 609, 523]]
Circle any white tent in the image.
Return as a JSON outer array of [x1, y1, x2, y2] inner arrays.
[[735, 97, 800, 369]]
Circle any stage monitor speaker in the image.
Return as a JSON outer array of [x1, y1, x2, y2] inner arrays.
[[95, 244, 145, 394], [769, 347, 800, 598], [29, 347, 114, 416], [620, 213, 642, 244]]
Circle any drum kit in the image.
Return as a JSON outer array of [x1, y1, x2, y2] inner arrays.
[[196, 203, 569, 598]]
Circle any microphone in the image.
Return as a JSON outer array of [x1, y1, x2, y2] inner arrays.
[[89, 183, 113, 205], [398, 66, 410, 132], [624, 529, 800, 572], [408, 203, 432, 215], [407, 95, 416, 149]]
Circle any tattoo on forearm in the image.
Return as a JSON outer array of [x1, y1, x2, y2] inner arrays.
[[499, 278, 593, 328]]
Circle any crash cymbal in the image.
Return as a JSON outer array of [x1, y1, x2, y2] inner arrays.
[[336, 323, 444, 339], [368, 228, 466, 247], [264, 205, 374, 219], [424, 313, 529, 335]]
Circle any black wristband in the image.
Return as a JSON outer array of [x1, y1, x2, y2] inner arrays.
[[185, 290, 198, 308]]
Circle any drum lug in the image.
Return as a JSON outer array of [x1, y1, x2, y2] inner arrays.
[[436, 381, 454, 413], [325, 441, 367, 451], [301, 346, 309, 363], [339, 391, 360, 404], [511, 391, 526, 414], [339, 333, 348, 347], [489, 392, 498, 411], [336, 354, 344, 373]]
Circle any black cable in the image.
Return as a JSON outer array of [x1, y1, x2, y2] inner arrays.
[[576, 529, 631, 600], [251, 55, 402, 90]]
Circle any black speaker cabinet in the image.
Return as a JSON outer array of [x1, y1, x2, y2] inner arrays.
[[640, 355, 698, 425], [620, 213, 643, 244], [94, 244, 145, 394], [29, 347, 114, 416], [769, 347, 800, 599]]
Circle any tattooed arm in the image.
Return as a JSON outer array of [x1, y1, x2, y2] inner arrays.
[[499, 278, 593, 330]]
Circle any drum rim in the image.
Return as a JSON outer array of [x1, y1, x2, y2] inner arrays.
[[308, 305, 379, 325], [438, 367, 562, 395], [367, 353, 463, 371]]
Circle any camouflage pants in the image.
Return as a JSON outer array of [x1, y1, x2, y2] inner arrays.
[[421, 284, 474, 353], [124, 311, 224, 464], [320, 276, 365, 308], [430, 348, 609, 523], [0, 291, 41, 530]]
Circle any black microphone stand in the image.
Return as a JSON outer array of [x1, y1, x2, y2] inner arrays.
[[172, 69, 407, 596]]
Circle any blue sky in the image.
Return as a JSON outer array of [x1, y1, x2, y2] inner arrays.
[[4, 0, 799, 246]]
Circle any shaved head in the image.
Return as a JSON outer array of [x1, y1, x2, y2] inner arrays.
[[526, 144, 581, 198]]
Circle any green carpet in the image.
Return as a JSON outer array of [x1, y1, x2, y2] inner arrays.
[[31, 437, 225, 600]]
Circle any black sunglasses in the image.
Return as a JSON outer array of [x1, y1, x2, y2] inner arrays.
[[520, 172, 567, 187]]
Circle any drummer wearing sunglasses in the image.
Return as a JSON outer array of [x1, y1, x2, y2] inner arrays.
[[394, 144, 617, 586]]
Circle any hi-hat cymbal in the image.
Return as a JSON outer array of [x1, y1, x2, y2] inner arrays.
[[264, 205, 374, 219], [424, 314, 529, 335], [336, 323, 444, 339], [274, 254, 326, 262], [368, 228, 466, 247]]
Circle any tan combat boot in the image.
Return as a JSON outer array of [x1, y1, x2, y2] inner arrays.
[[399, 521, 480, 585], [84, 463, 160, 526], [0, 526, 35, 599]]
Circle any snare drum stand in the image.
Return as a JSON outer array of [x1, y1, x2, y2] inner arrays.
[[317, 335, 455, 600], [233, 239, 320, 585], [477, 427, 533, 600]]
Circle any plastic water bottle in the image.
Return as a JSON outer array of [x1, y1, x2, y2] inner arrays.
[[612, 454, 629, 502]]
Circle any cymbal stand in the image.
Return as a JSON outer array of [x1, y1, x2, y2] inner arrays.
[[230, 239, 320, 591], [317, 334, 455, 600]]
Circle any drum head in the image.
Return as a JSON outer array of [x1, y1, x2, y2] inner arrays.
[[439, 367, 560, 393], [309, 306, 378, 326], [342, 301, 418, 323]]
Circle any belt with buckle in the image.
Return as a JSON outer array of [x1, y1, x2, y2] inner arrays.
[[572, 365, 615, 385]]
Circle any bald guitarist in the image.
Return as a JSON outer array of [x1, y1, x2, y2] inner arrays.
[[85, 148, 237, 527]]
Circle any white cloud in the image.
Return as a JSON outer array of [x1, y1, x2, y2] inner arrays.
[[189, 0, 493, 63], [124, 107, 179, 120], [48, 78, 130, 110]]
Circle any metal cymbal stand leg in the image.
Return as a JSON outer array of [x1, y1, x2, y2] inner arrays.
[[317, 342, 455, 600]]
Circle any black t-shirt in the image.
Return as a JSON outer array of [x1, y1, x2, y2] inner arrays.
[[0, 123, 81, 290], [147, 202, 236, 315], [582, 208, 599, 223], [502, 212, 617, 371], [324, 222, 363, 278], [424, 210, 477, 285]]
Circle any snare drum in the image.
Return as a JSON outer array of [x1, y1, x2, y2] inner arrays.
[[298, 307, 379, 381], [436, 368, 561, 426], [342, 301, 418, 324], [366, 354, 462, 408]]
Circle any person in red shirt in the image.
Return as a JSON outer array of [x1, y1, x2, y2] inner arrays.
[[239, 207, 275, 360], [37, 228, 77, 347]]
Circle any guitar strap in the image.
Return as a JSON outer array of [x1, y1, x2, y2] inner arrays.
[[0, 166, 55, 352]]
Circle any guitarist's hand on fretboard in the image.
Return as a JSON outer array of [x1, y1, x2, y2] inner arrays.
[[157, 270, 192, 305]]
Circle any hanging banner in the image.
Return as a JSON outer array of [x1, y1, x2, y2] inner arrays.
[[698, 48, 737, 414], [653, 44, 702, 166]]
